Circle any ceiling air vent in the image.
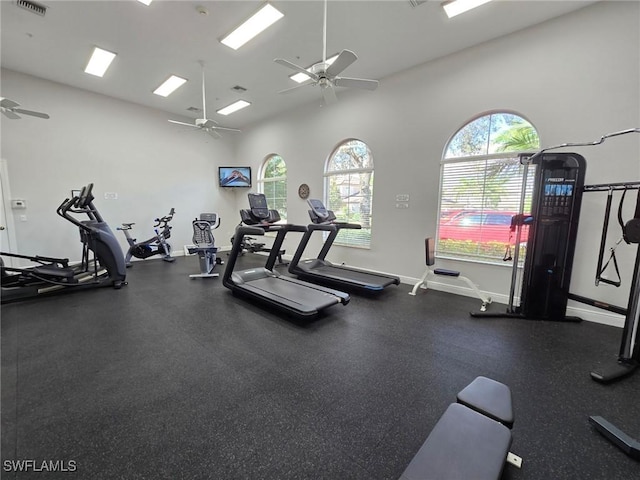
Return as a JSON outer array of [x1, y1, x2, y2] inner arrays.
[[231, 85, 247, 92], [409, 0, 428, 7], [186, 106, 202, 113], [17, 0, 47, 16]]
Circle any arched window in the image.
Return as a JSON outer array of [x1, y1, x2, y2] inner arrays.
[[325, 139, 374, 248], [258, 154, 287, 219], [438, 112, 540, 264]]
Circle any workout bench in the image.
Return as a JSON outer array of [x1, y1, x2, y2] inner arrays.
[[400, 376, 521, 480], [409, 237, 491, 312]]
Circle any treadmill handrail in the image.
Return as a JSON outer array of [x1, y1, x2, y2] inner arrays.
[[224, 225, 264, 288], [331, 221, 361, 229], [266, 223, 307, 234], [223, 222, 309, 287]]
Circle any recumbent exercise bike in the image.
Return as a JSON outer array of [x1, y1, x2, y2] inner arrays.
[[188, 213, 223, 278]]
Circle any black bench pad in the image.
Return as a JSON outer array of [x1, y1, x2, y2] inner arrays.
[[400, 403, 512, 480], [457, 376, 514, 428]]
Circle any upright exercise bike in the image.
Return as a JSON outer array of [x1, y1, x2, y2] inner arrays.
[[118, 208, 175, 267]]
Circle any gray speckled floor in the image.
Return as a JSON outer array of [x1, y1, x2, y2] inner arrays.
[[2, 254, 639, 479]]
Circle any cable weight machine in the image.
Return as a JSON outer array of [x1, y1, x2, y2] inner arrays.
[[471, 151, 587, 321]]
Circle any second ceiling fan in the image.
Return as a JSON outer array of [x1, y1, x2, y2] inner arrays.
[[169, 62, 241, 139], [274, 0, 379, 105]]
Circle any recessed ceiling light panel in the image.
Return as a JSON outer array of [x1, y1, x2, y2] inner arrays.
[[153, 75, 188, 97], [217, 100, 251, 116], [442, 0, 493, 19], [84, 47, 117, 77], [220, 3, 284, 50]]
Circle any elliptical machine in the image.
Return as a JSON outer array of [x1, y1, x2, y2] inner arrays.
[[118, 208, 175, 267], [0, 183, 127, 303]]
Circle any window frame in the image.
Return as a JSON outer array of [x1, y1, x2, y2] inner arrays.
[[324, 138, 375, 249], [257, 153, 287, 220], [437, 112, 540, 265]]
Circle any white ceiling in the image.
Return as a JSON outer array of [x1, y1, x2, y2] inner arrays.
[[1, 0, 598, 130]]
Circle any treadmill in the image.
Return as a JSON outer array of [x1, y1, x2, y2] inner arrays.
[[222, 194, 350, 319], [288, 199, 400, 292]]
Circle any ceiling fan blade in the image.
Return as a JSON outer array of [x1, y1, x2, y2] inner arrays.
[[0, 98, 20, 109], [212, 126, 242, 133], [13, 108, 49, 119], [278, 83, 313, 95], [168, 119, 198, 128], [274, 58, 319, 82], [206, 129, 222, 139], [321, 84, 337, 105], [1, 109, 21, 120], [334, 77, 379, 91], [325, 49, 358, 78]]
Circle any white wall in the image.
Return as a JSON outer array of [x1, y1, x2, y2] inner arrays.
[[0, 70, 239, 262], [236, 1, 640, 325], [1, 2, 639, 325]]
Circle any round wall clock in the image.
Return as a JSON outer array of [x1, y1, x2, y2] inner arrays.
[[298, 183, 310, 199]]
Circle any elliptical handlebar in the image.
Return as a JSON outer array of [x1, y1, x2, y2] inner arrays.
[[56, 183, 100, 230]]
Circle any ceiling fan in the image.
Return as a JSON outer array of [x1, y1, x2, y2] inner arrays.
[[168, 62, 241, 139], [274, 0, 378, 105], [0, 97, 50, 120]]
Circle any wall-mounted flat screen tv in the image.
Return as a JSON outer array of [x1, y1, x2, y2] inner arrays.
[[218, 167, 251, 188]]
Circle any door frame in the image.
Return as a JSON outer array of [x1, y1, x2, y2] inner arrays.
[[1, 158, 18, 263]]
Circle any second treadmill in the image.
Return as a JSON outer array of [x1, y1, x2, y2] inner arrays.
[[288, 199, 400, 292]]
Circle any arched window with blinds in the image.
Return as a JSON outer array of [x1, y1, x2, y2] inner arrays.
[[258, 154, 287, 219], [438, 112, 540, 264], [325, 139, 374, 248]]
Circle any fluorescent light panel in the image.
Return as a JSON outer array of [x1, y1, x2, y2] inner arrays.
[[153, 75, 188, 97], [220, 3, 284, 50], [442, 0, 493, 18], [137, 0, 153, 5], [217, 100, 251, 116], [291, 54, 339, 83], [84, 47, 117, 77]]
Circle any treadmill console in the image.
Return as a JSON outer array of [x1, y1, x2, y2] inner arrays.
[[307, 199, 336, 224], [241, 193, 281, 225], [248, 194, 270, 220]]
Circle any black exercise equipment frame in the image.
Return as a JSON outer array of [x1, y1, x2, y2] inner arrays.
[[472, 152, 586, 321]]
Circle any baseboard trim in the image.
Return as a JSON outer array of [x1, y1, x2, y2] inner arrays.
[[405, 276, 624, 328]]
